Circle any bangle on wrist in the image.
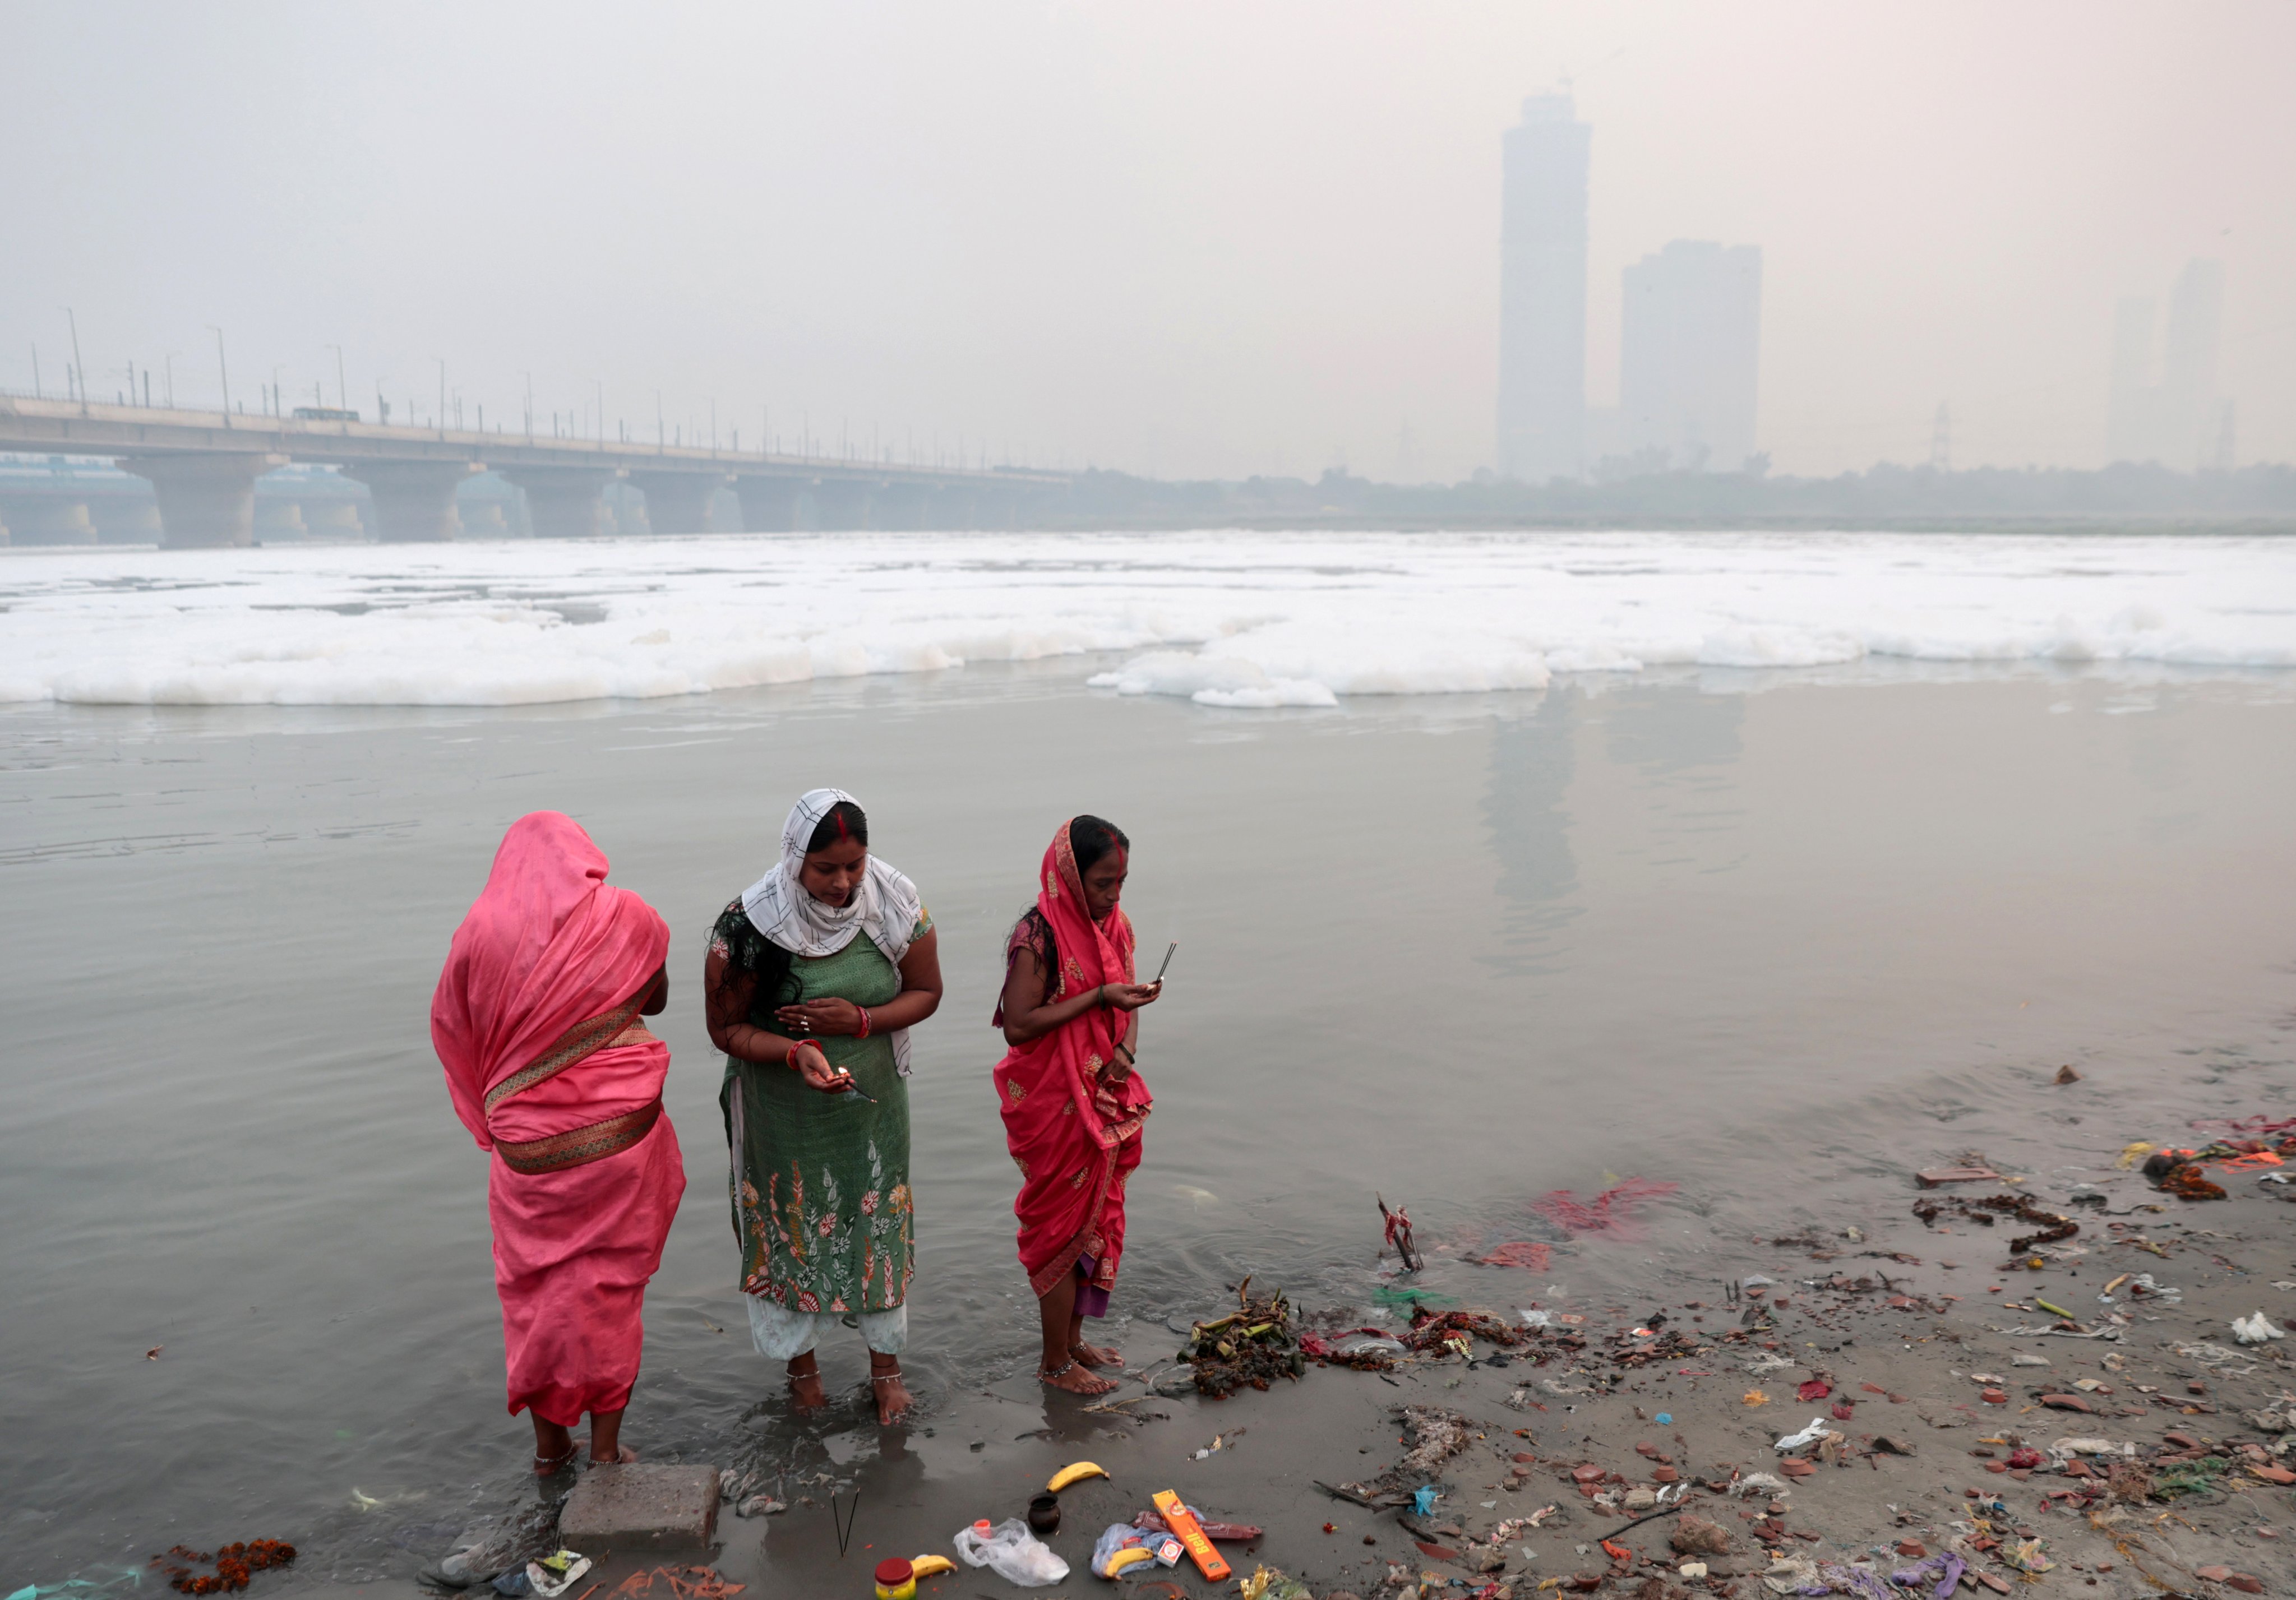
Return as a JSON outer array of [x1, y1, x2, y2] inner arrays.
[[856, 1006, 871, 1039]]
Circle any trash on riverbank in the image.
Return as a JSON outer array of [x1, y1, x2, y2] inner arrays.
[[151, 1542, 295, 1596], [1133, 1505, 1260, 1541], [952, 1518, 1067, 1585], [1179, 1279, 1304, 1397], [1915, 1165, 2003, 1187], [1235, 1562, 1311, 1600], [1378, 1195, 1423, 1273], [2233, 1311, 2286, 1344]]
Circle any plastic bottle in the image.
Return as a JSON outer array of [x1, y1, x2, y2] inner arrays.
[[873, 1557, 916, 1600]]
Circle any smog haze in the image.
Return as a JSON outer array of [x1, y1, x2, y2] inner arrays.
[[2, 0, 2290, 481]]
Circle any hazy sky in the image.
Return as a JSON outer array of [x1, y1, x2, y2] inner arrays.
[[2, 1, 2290, 482]]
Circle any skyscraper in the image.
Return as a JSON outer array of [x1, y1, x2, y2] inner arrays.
[[1497, 93, 1590, 483], [1619, 241, 1763, 471], [2105, 259, 2229, 469], [2161, 258, 2225, 468]]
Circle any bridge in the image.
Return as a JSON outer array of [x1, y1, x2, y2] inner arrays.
[[0, 394, 1071, 548]]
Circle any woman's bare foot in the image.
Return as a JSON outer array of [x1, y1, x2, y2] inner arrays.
[[1040, 1359, 1119, 1396], [870, 1357, 913, 1425], [1070, 1340, 1124, 1369], [786, 1354, 828, 1413], [585, 1406, 631, 1465], [531, 1418, 578, 1476]]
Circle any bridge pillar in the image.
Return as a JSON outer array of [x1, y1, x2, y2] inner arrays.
[[927, 487, 980, 530], [502, 468, 616, 539], [0, 497, 98, 545], [254, 499, 309, 540], [343, 460, 481, 543], [811, 478, 874, 531], [629, 470, 726, 535], [872, 482, 932, 530], [732, 475, 805, 533], [120, 452, 288, 549]]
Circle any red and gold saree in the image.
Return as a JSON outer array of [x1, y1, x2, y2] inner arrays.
[[992, 821, 1153, 1306]]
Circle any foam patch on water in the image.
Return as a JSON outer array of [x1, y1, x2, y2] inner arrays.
[[0, 530, 2290, 707]]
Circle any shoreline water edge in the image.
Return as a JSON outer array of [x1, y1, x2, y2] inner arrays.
[[212, 1066, 2296, 1600]]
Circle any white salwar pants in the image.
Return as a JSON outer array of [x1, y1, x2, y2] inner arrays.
[[745, 1294, 908, 1360]]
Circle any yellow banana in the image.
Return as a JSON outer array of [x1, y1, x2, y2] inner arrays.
[[1099, 1547, 1157, 1578], [909, 1553, 957, 1578], [1046, 1460, 1110, 1492]]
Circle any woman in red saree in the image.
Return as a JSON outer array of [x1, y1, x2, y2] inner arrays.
[[994, 816, 1160, 1396], [432, 812, 686, 1473]]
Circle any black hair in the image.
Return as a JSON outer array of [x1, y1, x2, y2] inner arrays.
[[710, 798, 870, 1023], [1008, 815, 1131, 981], [1069, 814, 1129, 873], [807, 799, 868, 853]]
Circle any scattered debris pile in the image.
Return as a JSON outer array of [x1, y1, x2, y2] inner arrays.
[[1911, 1190, 2078, 1258], [153, 1541, 296, 1595], [1180, 1277, 1305, 1398], [1316, 1403, 1481, 1513]]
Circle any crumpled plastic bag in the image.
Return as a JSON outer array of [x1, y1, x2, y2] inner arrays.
[[1090, 1524, 1151, 1579], [520, 1553, 593, 1600], [2048, 1436, 2136, 1463], [1773, 1416, 1832, 1454], [953, 1518, 1069, 1586], [2233, 1311, 2286, 1344], [1889, 1552, 1966, 1600]]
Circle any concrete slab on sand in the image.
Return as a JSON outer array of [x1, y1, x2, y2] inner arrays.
[[558, 1463, 720, 1548]]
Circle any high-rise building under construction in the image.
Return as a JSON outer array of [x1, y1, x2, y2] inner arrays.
[[1496, 93, 1590, 483]]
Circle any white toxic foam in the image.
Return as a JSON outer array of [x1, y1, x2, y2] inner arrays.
[[0, 529, 2289, 708]]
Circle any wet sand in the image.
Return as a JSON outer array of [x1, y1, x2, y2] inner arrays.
[[4, 662, 2293, 1590], [284, 1117, 2296, 1600]]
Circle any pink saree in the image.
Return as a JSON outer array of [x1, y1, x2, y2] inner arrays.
[[992, 821, 1152, 1303], [431, 812, 686, 1425]]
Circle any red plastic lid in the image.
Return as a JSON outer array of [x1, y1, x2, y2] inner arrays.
[[875, 1558, 914, 1584]]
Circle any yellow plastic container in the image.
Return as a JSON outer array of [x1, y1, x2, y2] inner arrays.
[[873, 1557, 916, 1600]]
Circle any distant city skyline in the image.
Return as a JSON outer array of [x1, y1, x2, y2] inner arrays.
[[1498, 97, 1765, 481], [2110, 260, 2232, 470], [0, 4, 2289, 482]]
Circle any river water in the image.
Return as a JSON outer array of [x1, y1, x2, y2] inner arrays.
[[5, 649, 2294, 1586]]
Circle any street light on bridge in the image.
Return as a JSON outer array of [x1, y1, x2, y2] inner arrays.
[[206, 326, 232, 427]]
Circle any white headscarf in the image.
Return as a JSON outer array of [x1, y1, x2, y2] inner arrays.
[[741, 787, 926, 1075]]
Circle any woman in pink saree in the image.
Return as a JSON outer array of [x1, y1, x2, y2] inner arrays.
[[432, 812, 686, 1473], [993, 816, 1160, 1396]]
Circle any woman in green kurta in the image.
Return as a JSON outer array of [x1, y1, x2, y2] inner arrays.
[[705, 789, 943, 1425]]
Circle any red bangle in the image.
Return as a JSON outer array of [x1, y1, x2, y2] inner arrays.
[[856, 1006, 871, 1039]]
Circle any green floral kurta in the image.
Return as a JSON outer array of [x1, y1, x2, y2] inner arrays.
[[715, 914, 924, 1316]]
